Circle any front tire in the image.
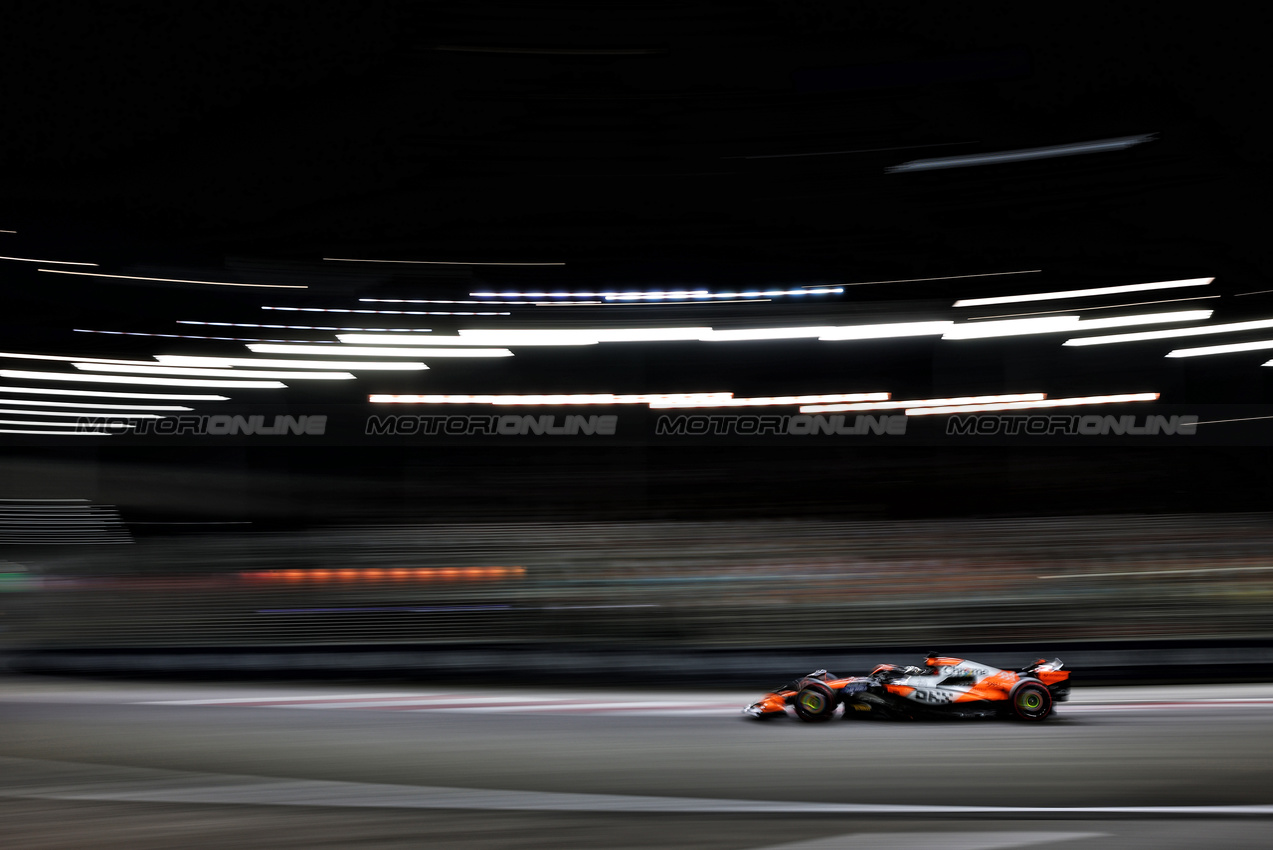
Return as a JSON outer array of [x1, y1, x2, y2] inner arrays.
[[793, 681, 837, 722], [1010, 681, 1053, 721]]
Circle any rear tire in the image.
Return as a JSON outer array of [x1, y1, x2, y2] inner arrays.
[[1011, 681, 1053, 721], [793, 680, 837, 722]]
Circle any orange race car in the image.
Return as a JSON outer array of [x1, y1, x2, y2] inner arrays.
[[744, 653, 1070, 722]]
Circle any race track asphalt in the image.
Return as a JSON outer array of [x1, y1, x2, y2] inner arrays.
[[2, 680, 1271, 849]]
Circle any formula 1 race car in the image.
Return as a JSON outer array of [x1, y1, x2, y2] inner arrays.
[[744, 653, 1070, 722]]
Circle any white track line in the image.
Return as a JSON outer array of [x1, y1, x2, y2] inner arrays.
[[752, 832, 1106, 850], [137, 695, 1273, 716]]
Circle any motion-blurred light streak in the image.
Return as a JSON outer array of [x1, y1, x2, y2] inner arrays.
[[363, 298, 545, 305], [73, 363, 355, 380], [943, 310, 1211, 339], [76, 329, 338, 344], [799, 393, 1046, 413], [250, 344, 513, 357], [1166, 339, 1273, 357], [0, 370, 287, 389], [263, 306, 510, 316], [0, 398, 191, 410], [466, 288, 842, 300], [648, 392, 890, 409], [842, 270, 1042, 286], [970, 295, 1220, 321], [0, 352, 171, 366], [609, 287, 842, 300], [323, 257, 565, 265], [817, 321, 953, 340], [905, 393, 1160, 414], [1, 256, 97, 266], [39, 269, 305, 288], [0, 385, 229, 400], [0, 408, 164, 418], [954, 278, 1213, 307], [182, 321, 434, 332], [0, 418, 132, 427], [887, 133, 1155, 172], [339, 329, 706, 345], [241, 566, 526, 582], [475, 289, 709, 298], [156, 356, 428, 371], [1067, 317, 1273, 346], [369, 393, 733, 405]]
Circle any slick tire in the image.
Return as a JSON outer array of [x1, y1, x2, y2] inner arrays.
[[793, 680, 837, 723], [1010, 680, 1053, 721]]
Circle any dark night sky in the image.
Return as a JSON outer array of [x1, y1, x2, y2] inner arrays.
[[1, 3, 1270, 522]]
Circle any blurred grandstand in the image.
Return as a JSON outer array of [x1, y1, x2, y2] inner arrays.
[[4, 514, 1271, 658]]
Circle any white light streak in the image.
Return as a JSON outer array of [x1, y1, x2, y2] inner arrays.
[[361, 298, 601, 306], [1166, 340, 1273, 358], [181, 321, 433, 332], [0, 398, 191, 410], [0, 408, 164, 418], [362, 299, 523, 305], [817, 321, 953, 341], [840, 270, 1042, 286], [346, 323, 937, 346], [905, 393, 1160, 415], [0, 429, 113, 436], [1069, 310, 1213, 331], [322, 314, 1206, 350], [475, 291, 707, 299], [649, 392, 891, 409], [0, 370, 286, 389], [339, 329, 710, 346], [1193, 414, 1273, 425], [39, 269, 305, 288], [698, 327, 835, 341], [969, 295, 1220, 321], [263, 306, 510, 316], [369, 393, 734, 406], [942, 310, 1211, 340], [0, 352, 168, 366], [155, 356, 427, 371], [0, 385, 228, 400], [1, 256, 97, 266], [249, 344, 512, 358], [73, 363, 355, 380], [888, 134, 1155, 172], [467, 288, 842, 301], [1067, 318, 1273, 347], [953, 278, 1213, 307], [75, 329, 337, 343], [0, 419, 132, 428], [799, 393, 1047, 414], [578, 328, 713, 342], [323, 258, 565, 265], [586, 298, 767, 306], [942, 317, 1079, 339], [607, 287, 842, 301]]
